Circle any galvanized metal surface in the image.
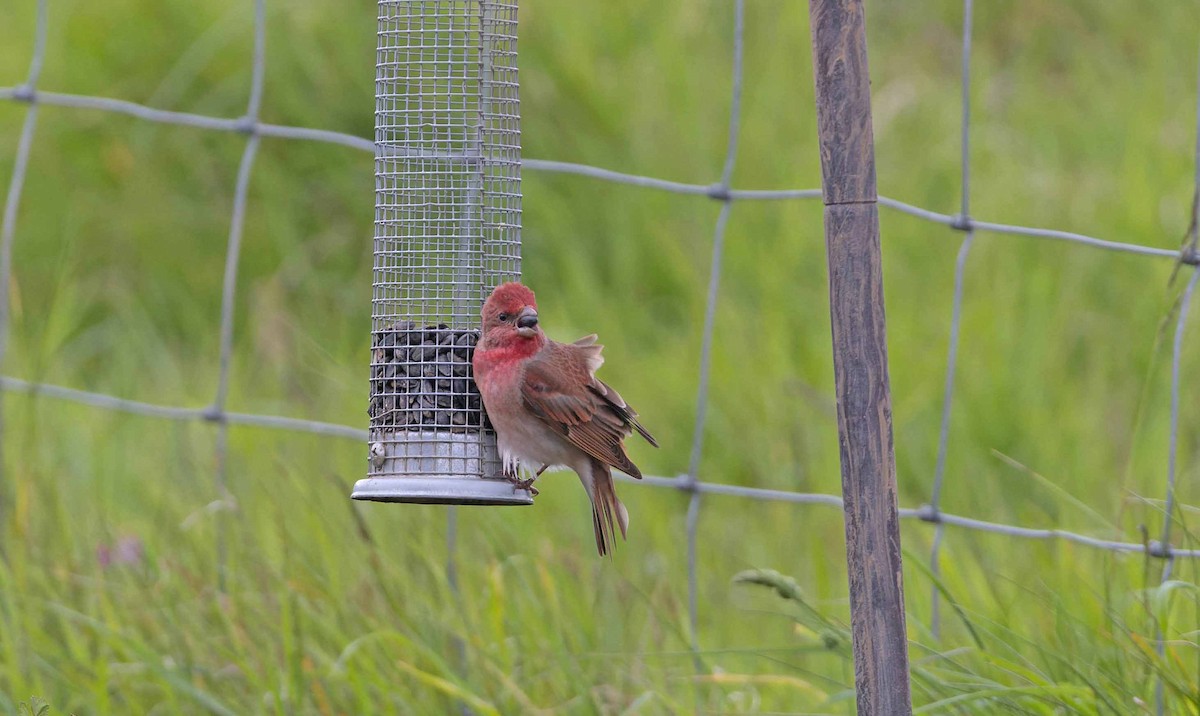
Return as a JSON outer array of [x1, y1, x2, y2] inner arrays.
[[355, 429, 533, 504], [352, 478, 533, 505], [367, 0, 522, 499]]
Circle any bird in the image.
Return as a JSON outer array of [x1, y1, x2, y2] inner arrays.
[[472, 282, 658, 556]]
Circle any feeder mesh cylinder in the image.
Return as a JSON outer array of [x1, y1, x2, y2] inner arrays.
[[363, 0, 522, 502]]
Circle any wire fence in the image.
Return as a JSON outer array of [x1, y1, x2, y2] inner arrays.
[[3, 0, 1200, 711]]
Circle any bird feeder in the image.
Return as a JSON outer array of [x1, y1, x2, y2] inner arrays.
[[352, 0, 531, 506]]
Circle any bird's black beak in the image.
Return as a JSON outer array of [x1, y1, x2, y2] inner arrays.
[[515, 306, 539, 335]]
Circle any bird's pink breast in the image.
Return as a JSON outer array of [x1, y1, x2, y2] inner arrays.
[[474, 349, 581, 472]]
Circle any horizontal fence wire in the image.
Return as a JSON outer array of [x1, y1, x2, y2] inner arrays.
[[1, 29, 1198, 540], [2, 5, 1200, 710], [1, 85, 1186, 261]]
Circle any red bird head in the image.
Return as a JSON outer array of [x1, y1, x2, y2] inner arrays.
[[480, 282, 542, 345]]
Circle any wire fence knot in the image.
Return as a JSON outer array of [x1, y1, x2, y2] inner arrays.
[[1148, 540, 1173, 559], [706, 183, 732, 202], [233, 116, 257, 135], [201, 407, 226, 424], [11, 85, 35, 103], [950, 214, 973, 232], [1181, 246, 1200, 266], [915, 504, 941, 524]]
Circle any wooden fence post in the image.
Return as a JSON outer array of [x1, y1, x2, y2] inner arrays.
[[808, 1, 914, 713]]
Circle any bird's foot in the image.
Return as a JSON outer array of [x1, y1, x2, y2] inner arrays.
[[502, 466, 539, 496], [511, 475, 539, 496]]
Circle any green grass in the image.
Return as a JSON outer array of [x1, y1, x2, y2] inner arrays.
[[2, 0, 1200, 712]]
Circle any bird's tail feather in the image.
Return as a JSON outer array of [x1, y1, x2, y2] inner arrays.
[[588, 458, 629, 557]]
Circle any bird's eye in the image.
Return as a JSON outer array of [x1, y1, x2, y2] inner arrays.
[[498, 312, 509, 322]]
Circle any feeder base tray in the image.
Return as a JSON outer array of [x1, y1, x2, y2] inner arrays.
[[351, 477, 534, 506]]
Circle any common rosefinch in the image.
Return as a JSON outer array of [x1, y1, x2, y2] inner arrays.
[[472, 282, 658, 556]]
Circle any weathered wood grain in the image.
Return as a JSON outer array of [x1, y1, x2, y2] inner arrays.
[[809, 1, 914, 714]]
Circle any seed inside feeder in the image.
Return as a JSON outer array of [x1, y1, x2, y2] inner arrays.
[[368, 321, 488, 433]]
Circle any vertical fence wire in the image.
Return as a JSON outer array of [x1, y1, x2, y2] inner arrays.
[[957, 0, 973, 222], [683, 0, 744, 666], [928, 0, 974, 639], [1156, 267, 1199, 715], [0, 0, 49, 536], [445, 505, 471, 716], [1154, 48, 1200, 712], [208, 0, 266, 592]]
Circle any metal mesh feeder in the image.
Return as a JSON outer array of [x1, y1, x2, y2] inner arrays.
[[353, 0, 530, 506]]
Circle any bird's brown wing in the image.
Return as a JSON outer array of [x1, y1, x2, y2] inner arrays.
[[569, 335, 657, 446], [521, 339, 656, 479]]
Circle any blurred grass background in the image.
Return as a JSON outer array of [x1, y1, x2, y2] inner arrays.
[[2, 0, 1200, 713]]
